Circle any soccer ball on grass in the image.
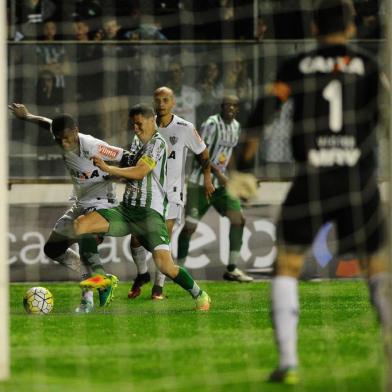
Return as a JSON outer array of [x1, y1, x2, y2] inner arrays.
[[23, 287, 54, 315]]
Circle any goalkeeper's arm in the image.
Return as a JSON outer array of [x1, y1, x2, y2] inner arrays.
[[8, 103, 52, 130]]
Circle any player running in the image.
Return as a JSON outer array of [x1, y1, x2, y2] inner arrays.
[[128, 86, 215, 300], [177, 95, 253, 282], [248, 0, 390, 383], [74, 104, 211, 311], [8, 103, 127, 313]]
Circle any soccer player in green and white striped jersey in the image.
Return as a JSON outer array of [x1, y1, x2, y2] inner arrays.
[[75, 104, 211, 311], [128, 87, 215, 301], [178, 96, 253, 282]]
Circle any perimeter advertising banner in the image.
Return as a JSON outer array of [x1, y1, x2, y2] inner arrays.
[[8, 204, 359, 282]]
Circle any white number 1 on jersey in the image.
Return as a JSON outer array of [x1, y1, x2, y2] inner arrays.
[[323, 79, 343, 132]]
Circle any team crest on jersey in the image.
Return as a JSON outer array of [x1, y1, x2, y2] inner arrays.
[[169, 136, 178, 145]]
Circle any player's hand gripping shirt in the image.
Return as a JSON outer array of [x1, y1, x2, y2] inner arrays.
[[158, 114, 206, 205], [56, 132, 124, 207], [189, 114, 241, 187], [122, 132, 168, 216]]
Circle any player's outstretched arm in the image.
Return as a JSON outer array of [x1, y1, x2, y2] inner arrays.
[[196, 148, 215, 198], [8, 103, 52, 130], [91, 155, 152, 180]]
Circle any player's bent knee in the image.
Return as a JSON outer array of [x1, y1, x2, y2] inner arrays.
[[44, 240, 68, 259]]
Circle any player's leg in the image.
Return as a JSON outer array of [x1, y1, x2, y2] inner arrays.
[[361, 252, 391, 328], [78, 235, 118, 309], [74, 211, 110, 235], [128, 235, 151, 299], [269, 180, 314, 384], [151, 218, 176, 300], [153, 249, 211, 311], [214, 187, 253, 282], [44, 206, 84, 273], [43, 231, 80, 272], [269, 247, 304, 384], [133, 206, 211, 310], [177, 184, 209, 264]]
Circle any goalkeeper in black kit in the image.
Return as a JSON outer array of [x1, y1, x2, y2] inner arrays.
[[247, 0, 390, 384]]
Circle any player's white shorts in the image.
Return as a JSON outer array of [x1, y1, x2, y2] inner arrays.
[[53, 199, 117, 238], [166, 202, 183, 225]]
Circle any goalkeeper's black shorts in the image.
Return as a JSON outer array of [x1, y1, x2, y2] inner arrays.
[[276, 172, 385, 256]]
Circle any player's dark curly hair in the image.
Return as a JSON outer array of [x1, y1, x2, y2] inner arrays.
[[128, 104, 155, 119], [51, 114, 77, 135], [314, 0, 354, 36]]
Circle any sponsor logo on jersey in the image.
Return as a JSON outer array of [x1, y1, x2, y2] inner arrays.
[[69, 168, 101, 180], [176, 121, 188, 126], [308, 148, 361, 167], [299, 56, 365, 75], [218, 152, 227, 165], [169, 136, 179, 145], [98, 145, 120, 159]]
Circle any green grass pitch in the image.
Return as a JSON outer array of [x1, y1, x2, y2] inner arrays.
[[0, 280, 385, 392]]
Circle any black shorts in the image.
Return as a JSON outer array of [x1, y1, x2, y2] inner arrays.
[[277, 173, 385, 256]]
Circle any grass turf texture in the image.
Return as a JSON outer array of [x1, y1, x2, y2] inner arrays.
[[0, 281, 385, 392]]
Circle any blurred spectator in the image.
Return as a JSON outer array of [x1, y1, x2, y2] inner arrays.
[[165, 61, 201, 125], [196, 61, 223, 123], [255, 16, 269, 40], [123, 14, 167, 40], [36, 70, 62, 116], [222, 52, 252, 123], [38, 19, 60, 40], [98, 16, 126, 40], [36, 20, 71, 89], [73, 19, 91, 41], [13, 0, 58, 39]]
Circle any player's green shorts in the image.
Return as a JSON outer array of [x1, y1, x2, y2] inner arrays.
[[97, 204, 170, 252], [185, 183, 242, 221]]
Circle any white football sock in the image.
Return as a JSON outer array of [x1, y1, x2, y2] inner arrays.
[[82, 289, 93, 304], [131, 246, 148, 274], [229, 250, 240, 267], [54, 248, 81, 273], [368, 272, 392, 328], [271, 276, 299, 369], [154, 270, 166, 287]]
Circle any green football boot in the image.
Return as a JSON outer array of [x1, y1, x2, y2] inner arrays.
[[98, 274, 119, 307], [195, 291, 211, 311]]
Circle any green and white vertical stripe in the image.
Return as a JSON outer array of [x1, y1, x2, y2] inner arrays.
[[123, 132, 168, 217], [189, 114, 241, 187]]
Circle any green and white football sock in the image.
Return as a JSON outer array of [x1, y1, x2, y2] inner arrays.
[[173, 266, 202, 298], [271, 276, 299, 370], [131, 245, 148, 274]]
